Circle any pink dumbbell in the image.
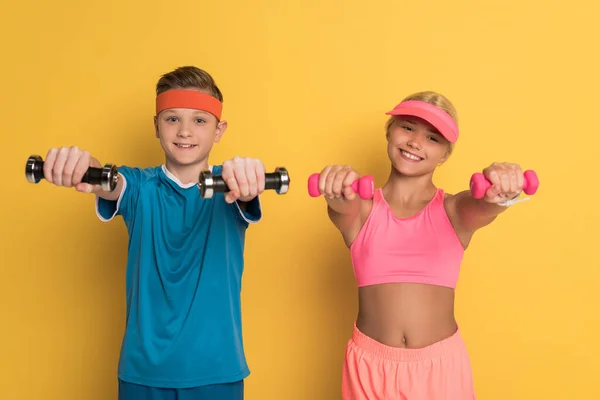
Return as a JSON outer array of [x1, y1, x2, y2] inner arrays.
[[470, 169, 539, 199], [307, 173, 375, 199]]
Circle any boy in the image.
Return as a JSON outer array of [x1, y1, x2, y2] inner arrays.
[[42, 66, 265, 399]]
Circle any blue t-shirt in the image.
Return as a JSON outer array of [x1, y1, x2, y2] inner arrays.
[[95, 164, 261, 388]]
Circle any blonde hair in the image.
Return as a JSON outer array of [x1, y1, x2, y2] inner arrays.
[[385, 91, 458, 156]]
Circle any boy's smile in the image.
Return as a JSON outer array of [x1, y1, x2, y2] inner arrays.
[[153, 103, 227, 184], [174, 143, 198, 149]]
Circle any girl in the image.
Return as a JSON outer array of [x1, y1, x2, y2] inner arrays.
[[315, 91, 528, 399]]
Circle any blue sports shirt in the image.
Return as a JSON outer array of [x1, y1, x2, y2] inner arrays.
[[95, 164, 261, 388]]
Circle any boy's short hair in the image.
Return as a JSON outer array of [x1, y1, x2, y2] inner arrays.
[[156, 66, 223, 102]]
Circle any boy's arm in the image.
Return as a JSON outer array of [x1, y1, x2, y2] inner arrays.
[[94, 165, 143, 223], [220, 156, 266, 224], [234, 197, 262, 224], [90, 156, 125, 201], [40, 146, 132, 222], [41, 146, 124, 199]]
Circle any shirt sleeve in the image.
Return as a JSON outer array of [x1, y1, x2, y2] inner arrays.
[[95, 166, 142, 223], [234, 196, 262, 225], [210, 164, 263, 226]]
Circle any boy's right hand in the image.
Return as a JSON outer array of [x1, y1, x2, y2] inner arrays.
[[43, 146, 102, 193], [318, 165, 361, 201]]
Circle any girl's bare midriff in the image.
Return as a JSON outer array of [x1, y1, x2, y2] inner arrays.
[[356, 282, 458, 349]]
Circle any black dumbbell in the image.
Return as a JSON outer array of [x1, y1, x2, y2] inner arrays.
[[198, 167, 290, 199], [25, 155, 119, 192]]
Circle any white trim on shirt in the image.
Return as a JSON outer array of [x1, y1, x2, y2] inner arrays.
[[95, 173, 127, 222]]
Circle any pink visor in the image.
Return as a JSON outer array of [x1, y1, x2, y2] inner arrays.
[[385, 100, 459, 143]]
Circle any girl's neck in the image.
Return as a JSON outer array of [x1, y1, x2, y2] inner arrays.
[[381, 167, 438, 205]]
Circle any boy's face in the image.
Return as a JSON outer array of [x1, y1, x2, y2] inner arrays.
[[154, 97, 227, 169]]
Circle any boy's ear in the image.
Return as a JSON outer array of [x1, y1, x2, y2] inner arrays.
[[214, 120, 228, 142], [154, 116, 159, 138]]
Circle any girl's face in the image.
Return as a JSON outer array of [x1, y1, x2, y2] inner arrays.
[[386, 116, 451, 176]]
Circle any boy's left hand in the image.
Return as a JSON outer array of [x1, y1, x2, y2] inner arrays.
[[221, 156, 266, 203], [481, 162, 524, 204]]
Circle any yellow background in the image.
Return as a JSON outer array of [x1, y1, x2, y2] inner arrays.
[[1, 0, 598, 399]]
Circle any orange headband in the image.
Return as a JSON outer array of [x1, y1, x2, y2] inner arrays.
[[156, 89, 223, 120]]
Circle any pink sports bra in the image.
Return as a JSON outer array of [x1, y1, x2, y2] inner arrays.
[[350, 188, 465, 289]]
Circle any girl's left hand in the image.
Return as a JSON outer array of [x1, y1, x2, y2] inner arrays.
[[481, 162, 524, 204]]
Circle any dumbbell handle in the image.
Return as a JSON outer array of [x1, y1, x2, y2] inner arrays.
[[307, 173, 375, 200], [470, 169, 539, 199], [34, 160, 105, 183], [198, 167, 290, 198], [25, 155, 119, 192], [210, 174, 284, 192]]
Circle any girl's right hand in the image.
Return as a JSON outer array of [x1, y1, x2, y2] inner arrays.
[[43, 146, 102, 193], [318, 165, 361, 201]]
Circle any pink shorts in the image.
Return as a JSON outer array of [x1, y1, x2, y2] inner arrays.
[[342, 324, 476, 400]]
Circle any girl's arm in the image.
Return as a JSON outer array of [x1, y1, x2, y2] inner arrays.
[[447, 162, 525, 238], [317, 165, 372, 247]]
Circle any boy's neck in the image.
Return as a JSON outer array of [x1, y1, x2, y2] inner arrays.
[[164, 159, 209, 185]]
